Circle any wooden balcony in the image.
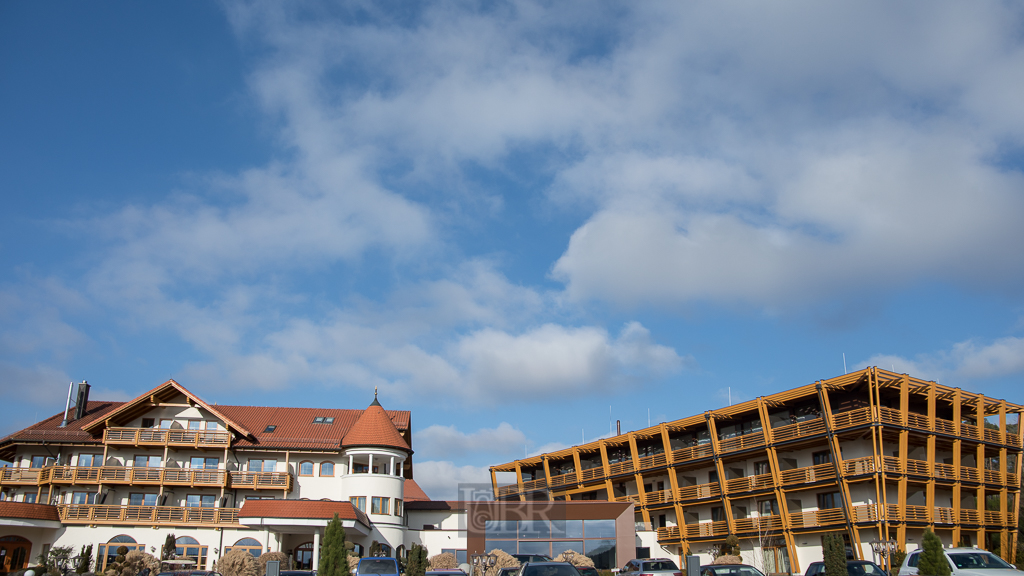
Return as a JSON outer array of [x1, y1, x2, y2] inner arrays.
[[640, 489, 674, 507], [934, 507, 956, 524], [671, 443, 713, 463], [520, 478, 547, 492], [842, 456, 875, 476], [607, 460, 634, 476], [788, 507, 845, 528], [960, 422, 981, 441], [677, 482, 720, 502], [933, 463, 956, 482], [718, 433, 765, 454], [732, 515, 782, 534], [832, 407, 872, 430], [58, 504, 240, 526], [228, 471, 291, 490], [779, 462, 835, 486], [0, 467, 43, 486], [960, 467, 980, 482], [725, 472, 773, 495], [960, 509, 980, 524], [851, 504, 879, 523], [496, 484, 519, 497], [904, 459, 930, 476], [547, 472, 576, 488], [656, 526, 681, 542], [684, 520, 728, 538], [934, 418, 956, 436], [45, 466, 227, 487], [772, 417, 826, 443], [579, 467, 604, 482], [636, 452, 668, 470], [881, 456, 902, 473], [103, 427, 230, 449], [903, 505, 930, 522]]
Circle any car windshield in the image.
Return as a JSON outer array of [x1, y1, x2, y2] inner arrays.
[[947, 553, 1014, 570], [847, 563, 885, 576], [359, 560, 398, 574], [703, 567, 765, 576], [643, 562, 679, 571], [522, 566, 580, 576]]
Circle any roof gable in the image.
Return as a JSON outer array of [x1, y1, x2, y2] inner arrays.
[[81, 380, 252, 438]]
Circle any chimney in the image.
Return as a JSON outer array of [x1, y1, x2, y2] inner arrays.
[[74, 381, 91, 420], [616, 420, 621, 435]]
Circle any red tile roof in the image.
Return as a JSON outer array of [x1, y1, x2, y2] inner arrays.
[[0, 501, 61, 521], [218, 405, 409, 450], [404, 478, 431, 502], [0, 382, 411, 455], [239, 499, 370, 526], [343, 402, 411, 452]]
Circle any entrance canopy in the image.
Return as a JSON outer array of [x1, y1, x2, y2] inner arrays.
[[238, 500, 371, 536]]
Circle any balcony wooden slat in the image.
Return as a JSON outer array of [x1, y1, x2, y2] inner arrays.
[[934, 507, 956, 524], [960, 467, 980, 483], [0, 467, 43, 485], [671, 444, 714, 463], [677, 482, 720, 502], [718, 433, 765, 454], [779, 462, 835, 486], [725, 472, 774, 494], [104, 427, 230, 449], [832, 407, 872, 429], [788, 507, 845, 528], [843, 456, 876, 476], [58, 504, 241, 526], [905, 459, 930, 476], [772, 417, 826, 442], [636, 452, 667, 470]]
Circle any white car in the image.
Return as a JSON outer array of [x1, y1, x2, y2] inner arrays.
[[899, 547, 1022, 576]]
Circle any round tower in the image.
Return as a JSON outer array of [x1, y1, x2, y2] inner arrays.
[[339, 389, 411, 556]]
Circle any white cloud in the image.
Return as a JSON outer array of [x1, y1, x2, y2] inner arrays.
[[413, 460, 493, 501], [416, 423, 527, 461], [858, 336, 1024, 384]]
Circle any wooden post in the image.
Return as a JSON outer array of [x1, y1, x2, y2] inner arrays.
[[542, 457, 553, 502], [706, 413, 735, 537], [514, 460, 525, 502], [628, 433, 652, 527], [818, 382, 861, 559], [572, 448, 583, 488]]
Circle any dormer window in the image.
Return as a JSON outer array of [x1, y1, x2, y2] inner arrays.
[[264, 425, 277, 433]]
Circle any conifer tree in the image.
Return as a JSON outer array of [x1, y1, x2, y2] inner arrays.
[[406, 544, 427, 576], [917, 530, 950, 576], [319, 513, 351, 576], [823, 534, 846, 576]]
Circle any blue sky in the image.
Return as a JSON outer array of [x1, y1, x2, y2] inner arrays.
[[3, 1, 1024, 500]]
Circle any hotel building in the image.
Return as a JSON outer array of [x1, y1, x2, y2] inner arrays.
[[489, 368, 1023, 573]]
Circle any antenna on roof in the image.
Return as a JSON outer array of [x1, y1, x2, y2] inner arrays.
[[60, 381, 74, 427], [843, 353, 848, 374], [374, 386, 378, 400]]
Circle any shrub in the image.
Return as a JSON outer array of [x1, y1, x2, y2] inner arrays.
[[428, 553, 458, 571], [552, 551, 594, 568], [484, 550, 520, 576], [162, 535, 176, 561], [917, 530, 950, 576], [77, 544, 94, 574], [890, 548, 907, 575], [258, 552, 291, 573], [319, 513, 351, 576], [346, 556, 360, 575], [406, 544, 429, 576], [219, 550, 259, 576]]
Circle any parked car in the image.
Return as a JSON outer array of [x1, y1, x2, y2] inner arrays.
[[899, 547, 1022, 576], [157, 572, 223, 576], [577, 568, 600, 576], [804, 560, 887, 576], [622, 558, 683, 576], [699, 565, 766, 576], [356, 557, 400, 576], [517, 561, 583, 576], [278, 571, 317, 576], [514, 556, 554, 564], [497, 568, 521, 576], [427, 571, 467, 576]]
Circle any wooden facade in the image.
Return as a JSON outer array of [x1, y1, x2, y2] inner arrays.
[[490, 368, 1023, 571]]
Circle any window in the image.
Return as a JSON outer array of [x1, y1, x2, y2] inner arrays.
[[249, 459, 277, 472], [99, 536, 144, 571], [24, 493, 37, 503], [753, 461, 770, 475], [394, 498, 403, 516], [711, 506, 726, 521], [141, 418, 155, 428], [225, 537, 263, 558], [30, 456, 53, 468], [134, 455, 162, 467], [321, 462, 335, 477], [264, 425, 277, 433], [77, 454, 101, 467], [129, 493, 158, 506], [812, 451, 832, 465], [190, 457, 219, 470], [758, 499, 779, 516], [188, 420, 203, 430], [186, 494, 216, 508], [299, 461, 315, 476], [175, 536, 208, 568], [71, 491, 97, 504], [160, 419, 173, 429], [817, 492, 842, 510], [350, 496, 366, 511], [371, 496, 389, 514]]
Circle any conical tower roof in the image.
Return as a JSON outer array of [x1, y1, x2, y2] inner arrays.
[[342, 389, 411, 452]]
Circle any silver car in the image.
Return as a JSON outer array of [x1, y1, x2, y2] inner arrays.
[[899, 547, 1022, 576]]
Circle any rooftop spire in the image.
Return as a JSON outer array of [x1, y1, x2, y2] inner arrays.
[[370, 386, 381, 407]]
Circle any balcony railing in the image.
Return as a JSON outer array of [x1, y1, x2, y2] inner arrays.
[[671, 443, 714, 463], [933, 463, 956, 481], [725, 472, 773, 494], [607, 460, 634, 476], [520, 478, 547, 492], [656, 526, 680, 541], [832, 407, 873, 430], [636, 452, 668, 470], [881, 456, 902, 473], [103, 427, 231, 448], [904, 459, 930, 476], [772, 417, 826, 443], [0, 467, 43, 485], [677, 482, 720, 502], [684, 520, 728, 538], [718, 433, 765, 454], [579, 467, 604, 482], [732, 515, 782, 534], [779, 462, 835, 486], [547, 472, 576, 488], [58, 504, 240, 525], [842, 456, 875, 476], [496, 484, 518, 497], [788, 507, 845, 528], [640, 489, 674, 506]]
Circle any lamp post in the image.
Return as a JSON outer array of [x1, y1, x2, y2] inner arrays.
[[470, 553, 497, 576], [869, 539, 898, 573]]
